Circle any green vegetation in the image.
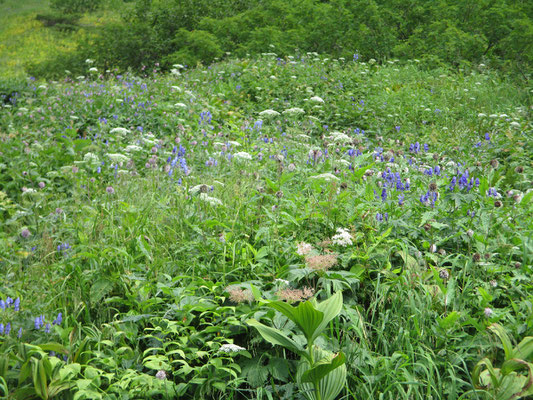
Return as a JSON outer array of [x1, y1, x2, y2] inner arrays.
[[0, 54, 531, 398], [1, 0, 532, 79]]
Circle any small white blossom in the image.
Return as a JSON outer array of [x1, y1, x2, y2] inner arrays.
[[296, 242, 313, 256], [332, 228, 353, 246], [219, 344, 246, 353], [310, 96, 325, 103], [155, 370, 167, 380], [174, 103, 187, 108]]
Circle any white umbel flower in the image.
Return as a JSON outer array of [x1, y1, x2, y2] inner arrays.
[[259, 109, 280, 117], [329, 131, 352, 143], [110, 127, 130, 136], [283, 107, 305, 115], [200, 193, 223, 206], [332, 228, 353, 246], [106, 153, 129, 163], [234, 151, 252, 160], [296, 242, 313, 256], [310, 96, 325, 103], [219, 344, 246, 353], [309, 173, 340, 182]]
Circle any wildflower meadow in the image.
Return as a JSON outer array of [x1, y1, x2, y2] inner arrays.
[[0, 15, 532, 400]]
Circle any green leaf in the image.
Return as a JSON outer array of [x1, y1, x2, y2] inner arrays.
[[38, 343, 68, 355], [438, 311, 461, 330], [300, 352, 346, 383], [472, 357, 500, 389], [514, 336, 533, 362], [90, 279, 114, 304], [313, 292, 343, 342], [267, 301, 324, 343], [488, 324, 514, 361], [32, 359, 48, 400], [246, 319, 306, 360]]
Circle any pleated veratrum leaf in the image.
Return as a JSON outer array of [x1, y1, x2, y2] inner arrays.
[[267, 300, 324, 343], [313, 291, 343, 342], [300, 352, 346, 383], [514, 336, 533, 362], [246, 319, 307, 360], [297, 347, 347, 400], [488, 323, 514, 361], [472, 357, 501, 389]]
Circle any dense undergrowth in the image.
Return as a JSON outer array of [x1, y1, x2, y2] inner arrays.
[[0, 55, 532, 399]]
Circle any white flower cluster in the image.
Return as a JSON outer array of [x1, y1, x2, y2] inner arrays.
[[200, 193, 223, 206], [106, 153, 130, 163], [110, 127, 130, 136], [259, 109, 280, 117], [296, 242, 313, 256], [83, 152, 100, 166], [234, 151, 252, 161], [329, 131, 352, 143], [283, 107, 305, 115], [332, 228, 353, 247], [219, 344, 246, 353], [125, 145, 143, 152], [310, 96, 325, 103], [309, 173, 340, 182]]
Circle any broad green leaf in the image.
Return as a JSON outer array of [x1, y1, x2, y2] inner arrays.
[[90, 279, 114, 304], [300, 352, 346, 383], [313, 292, 343, 342], [297, 347, 347, 400], [488, 324, 514, 361], [514, 336, 533, 362], [498, 372, 529, 400], [501, 358, 533, 376], [32, 359, 48, 400], [267, 301, 324, 343], [472, 358, 500, 389], [246, 319, 306, 360], [38, 343, 68, 355]]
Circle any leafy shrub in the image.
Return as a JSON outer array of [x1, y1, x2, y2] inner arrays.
[[50, 0, 103, 14]]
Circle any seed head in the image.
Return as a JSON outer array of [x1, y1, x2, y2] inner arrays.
[[490, 159, 499, 169], [473, 253, 481, 262], [276, 287, 314, 303], [226, 286, 254, 304], [305, 254, 337, 270], [439, 269, 450, 280], [494, 200, 502, 208]]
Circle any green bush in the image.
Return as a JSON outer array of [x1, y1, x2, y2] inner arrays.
[[50, 0, 103, 14]]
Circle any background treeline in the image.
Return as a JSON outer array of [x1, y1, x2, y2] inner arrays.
[[26, 0, 533, 78]]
